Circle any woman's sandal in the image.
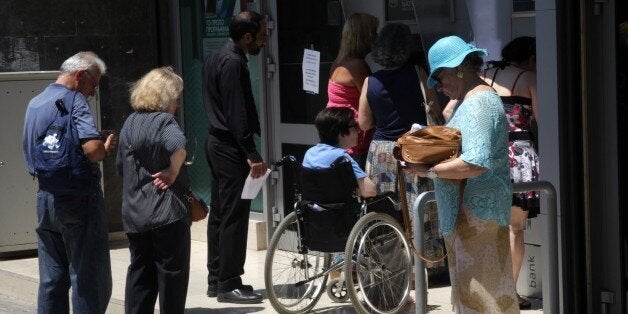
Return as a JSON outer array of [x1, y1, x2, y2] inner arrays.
[[518, 294, 532, 309]]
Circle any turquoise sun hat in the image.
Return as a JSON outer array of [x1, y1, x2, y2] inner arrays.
[[427, 36, 488, 88]]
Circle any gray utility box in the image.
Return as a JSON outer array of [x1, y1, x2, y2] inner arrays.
[[0, 71, 101, 253]]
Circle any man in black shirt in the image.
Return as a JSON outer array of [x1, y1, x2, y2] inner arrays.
[[202, 11, 268, 304]]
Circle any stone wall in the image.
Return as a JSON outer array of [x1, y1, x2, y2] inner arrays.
[[0, 0, 168, 231]]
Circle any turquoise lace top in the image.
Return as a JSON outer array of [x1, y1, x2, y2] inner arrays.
[[434, 91, 512, 236]]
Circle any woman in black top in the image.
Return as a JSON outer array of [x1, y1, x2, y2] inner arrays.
[[116, 66, 191, 314], [358, 24, 448, 272]]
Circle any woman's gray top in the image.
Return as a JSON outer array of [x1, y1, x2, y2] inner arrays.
[[116, 111, 191, 233]]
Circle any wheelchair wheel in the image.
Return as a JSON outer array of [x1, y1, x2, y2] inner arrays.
[[326, 277, 349, 303], [265, 212, 331, 313], [344, 212, 412, 314]]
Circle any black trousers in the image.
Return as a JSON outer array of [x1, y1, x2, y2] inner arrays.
[[205, 133, 252, 292], [125, 220, 190, 314]]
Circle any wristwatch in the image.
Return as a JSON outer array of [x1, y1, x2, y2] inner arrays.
[[427, 167, 438, 179]]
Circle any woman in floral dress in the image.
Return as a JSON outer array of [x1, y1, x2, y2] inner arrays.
[[482, 36, 539, 309]]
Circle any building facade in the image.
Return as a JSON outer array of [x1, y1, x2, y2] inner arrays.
[[1, 0, 626, 312]]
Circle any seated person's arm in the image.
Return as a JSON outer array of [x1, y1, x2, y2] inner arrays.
[[357, 177, 377, 198]]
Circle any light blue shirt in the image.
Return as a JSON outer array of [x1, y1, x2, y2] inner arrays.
[[302, 143, 366, 179], [434, 91, 512, 236]]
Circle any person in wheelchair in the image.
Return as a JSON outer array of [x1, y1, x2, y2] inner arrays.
[[264, 107, 413, 313], [303, 107, 377, 198]]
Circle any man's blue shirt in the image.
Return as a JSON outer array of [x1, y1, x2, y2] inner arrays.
[[23, 83, 100, 175]]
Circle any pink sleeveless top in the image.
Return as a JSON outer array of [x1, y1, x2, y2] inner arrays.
[[326, 80, 374, 156]]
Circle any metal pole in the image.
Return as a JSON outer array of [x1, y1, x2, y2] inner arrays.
[[512, 181, 558, 314], [412, 190, 434, 313], [412, 181, 558, 314]]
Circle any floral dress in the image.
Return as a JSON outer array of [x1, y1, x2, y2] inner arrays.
[[486, 68, 540, 217]]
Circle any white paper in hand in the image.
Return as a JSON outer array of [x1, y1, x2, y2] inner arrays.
[[241, 169, 271, 199]]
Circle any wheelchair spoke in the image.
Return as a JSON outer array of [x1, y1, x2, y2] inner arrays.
[[265, 212, 330, 313], [345, 212, 412, 314]]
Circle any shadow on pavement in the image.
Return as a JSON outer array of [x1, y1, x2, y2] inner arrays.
[[185, 306, 265, 313]]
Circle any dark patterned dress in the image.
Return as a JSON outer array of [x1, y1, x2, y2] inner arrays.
[[365, 65, 447, 272]]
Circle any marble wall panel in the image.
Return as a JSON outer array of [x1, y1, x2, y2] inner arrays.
[[0, 37, 40, 71], [1, 0, 52, 36]]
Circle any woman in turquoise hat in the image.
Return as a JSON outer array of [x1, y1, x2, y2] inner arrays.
[[410, 36, 519, 313]]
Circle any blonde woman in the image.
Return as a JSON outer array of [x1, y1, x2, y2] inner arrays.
[[116, 66, 191, 314], [327, 13, 379, 168]]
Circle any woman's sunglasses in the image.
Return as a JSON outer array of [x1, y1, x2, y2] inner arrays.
[[433, 68, 444, 88]]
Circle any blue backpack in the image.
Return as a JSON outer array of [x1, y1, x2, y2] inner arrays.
[[33, 91, 94, 195]]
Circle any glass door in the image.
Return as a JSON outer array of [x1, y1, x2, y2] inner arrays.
[[266, 0, 343, 225]]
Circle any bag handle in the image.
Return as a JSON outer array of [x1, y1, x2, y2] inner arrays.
[[397, 160, 464, 263], [415, 65, 445, 126]]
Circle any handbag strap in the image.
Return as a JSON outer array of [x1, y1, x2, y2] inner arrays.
[[415, 65, 445, 126], [397, 161, 464, 263]]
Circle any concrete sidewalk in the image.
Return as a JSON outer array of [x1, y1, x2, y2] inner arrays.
[[0, 240, 543, 313]]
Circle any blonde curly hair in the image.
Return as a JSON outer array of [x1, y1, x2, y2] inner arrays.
[[130, 66, 183, 112]]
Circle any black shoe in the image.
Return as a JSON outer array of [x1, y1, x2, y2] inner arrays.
[[207, 284, 253, 297], [217, 288, 262, 304], [518, 294, 531, 309]]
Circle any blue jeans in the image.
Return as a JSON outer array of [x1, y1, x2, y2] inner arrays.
[[36, 186, 112, 314]]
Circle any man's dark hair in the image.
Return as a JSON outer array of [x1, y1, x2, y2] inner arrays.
[[230, 11, 265, 41], [315, 107, 355, 145]]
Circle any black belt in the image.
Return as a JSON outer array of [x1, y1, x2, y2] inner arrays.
[[509, 131, 532, 141], [209, 128, 231, 137]]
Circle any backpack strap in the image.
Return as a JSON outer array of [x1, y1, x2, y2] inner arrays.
[[56, 90, 79, 116], [58, 91, 80, 149]]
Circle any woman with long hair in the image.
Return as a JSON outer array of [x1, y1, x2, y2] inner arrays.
[[326, 13, 379, 168]]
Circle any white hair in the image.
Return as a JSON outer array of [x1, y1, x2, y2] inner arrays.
[[59, 51, 107, 75]]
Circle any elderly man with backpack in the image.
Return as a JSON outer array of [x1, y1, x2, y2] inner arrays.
[[22, 51, 116, 313]]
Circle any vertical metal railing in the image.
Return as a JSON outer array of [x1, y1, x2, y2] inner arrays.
[[412, 181, 558, 314]]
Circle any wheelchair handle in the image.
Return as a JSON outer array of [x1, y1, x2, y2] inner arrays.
[[273, 155, 297, 168]]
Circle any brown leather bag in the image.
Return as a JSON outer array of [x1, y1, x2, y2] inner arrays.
[[393, 126, 462, 164], [184, 191, 209, 222]]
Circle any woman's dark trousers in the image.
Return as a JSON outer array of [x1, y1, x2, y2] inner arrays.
[[124, 220, 191, 314]]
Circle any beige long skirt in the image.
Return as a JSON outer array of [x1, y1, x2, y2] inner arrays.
[[446, 205, 520, 313]]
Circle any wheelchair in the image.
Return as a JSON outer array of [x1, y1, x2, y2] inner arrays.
[[264, 156, 412, 314]]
